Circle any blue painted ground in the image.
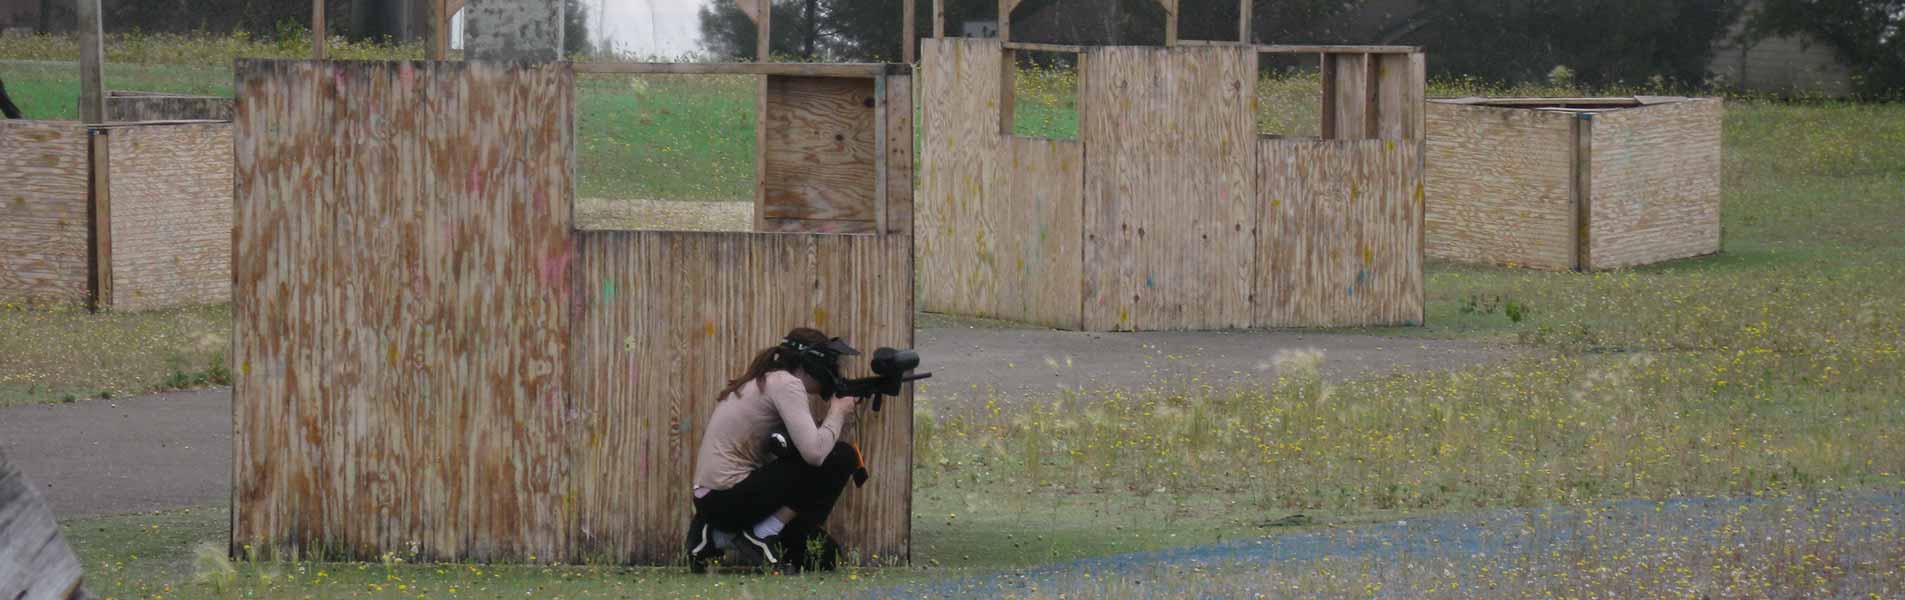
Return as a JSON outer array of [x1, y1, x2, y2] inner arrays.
[[855, 490, 1905, 599]]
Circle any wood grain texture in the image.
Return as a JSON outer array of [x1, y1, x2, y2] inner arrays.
[[1257, 139, 1422, 327], [105, 92, 235, 122], [567, 231, 914, 564], [1080, 45, 1256, 331], [104, 122, 233, 310], [1423, 102, 1577, 270], [1587, 98, 1723, 269], [882, 74, 915, 236], [917, 38, 1008, 322], [761, 76, 880, 222], [231, 60, 575, 563], [0, 452, 88, 600], [1324, 53, 1368, 140], [0, 121, 92, 305]]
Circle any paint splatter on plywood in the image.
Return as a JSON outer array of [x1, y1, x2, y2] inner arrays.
[[0, 121, 91, 305], [106, 122, 233, 310], [1257, 139, 1422, 327]]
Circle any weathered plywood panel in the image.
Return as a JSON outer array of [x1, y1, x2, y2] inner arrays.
[[105, 91, 235, 122], [1424, 102, 1577, 270], [1376, 53, 1425, 142], [1081, 45, 1256, 331], [105, 122, 233, 310], [999, 137, 1085, 329], [0, 452, 88, 600], [761, 75, 880, 223], [1257, 139, 1422, 327], [1588, 98, 1723, 269], [918, 38, 1008, 322], [0, 121, 91, 305], [881, 74, 915, 236], [568, 231, 914, 564], [231, 60, 575, 563]]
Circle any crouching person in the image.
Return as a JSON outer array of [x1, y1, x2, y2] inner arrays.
[[686, 327, 868, 573]]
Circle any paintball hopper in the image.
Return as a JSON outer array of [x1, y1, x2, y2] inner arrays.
[[837, 347, 931, 411]]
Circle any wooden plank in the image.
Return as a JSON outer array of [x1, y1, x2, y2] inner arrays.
[[1324, 53, 1368, 139], [1080, 45, 1255, 330], [1239, 0, 1251, 43], [1572, 114, 1592, 271], [903, 0, 916, 63], [1583, 98, 1723, 269], [311, 0, 326, 60], [883, 73, 915, 235], [875, 76, 889, 234], [1163, 0, 1178, 46], [1439, 97, 1647, 108], [232, 60, 576, 563], [77, 0, 104, 123], [0, 121, 92, 306], [1003, 41, 1088, 53], [104, 122, 234, 311], [917, 38, 1009, 323], [998, 0, 1013, 42], [1256, 139, 1422, 327], [998, 49, 1016, 135], [1256, 44, 1421, 54], [1361, 53, 1379, 138], [573, 62, 901, 78], [429, 0, 446, 60], [104, 92, 234, 122], [757, 0, 770, 61], [756, 218, 877, 234], [0, 453, 88, 600], [567, 231, 914, 563], [760, 75, 880, 222], [1422, 102, 1578, 269], [1320, 52, 1337, 140], [933, 0, 943, 38], [87, 128, 111, 311]]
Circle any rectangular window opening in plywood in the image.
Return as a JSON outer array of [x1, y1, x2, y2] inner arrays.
[[575, 72, 758, 233], [1002, 49, 1081, 141], [1175, 0, 1248, 43], [1255, 51, 1323, 140]]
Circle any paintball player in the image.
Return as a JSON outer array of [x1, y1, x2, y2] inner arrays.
[[685, 327, 868, 572]]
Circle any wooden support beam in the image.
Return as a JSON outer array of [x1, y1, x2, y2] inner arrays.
[[1319, 53, 1336, 138], [904, 0, 915, 62], [1256, 44, 1421, 54], [76, 0, 104, 123], [1162, 0, 1178, 46], [1004, 41, 1089, 53], [312, 0, 326, 60], [429, 0, 446, 60], [756, 0, 770, 61], [1239, 0, 1251, 43], [933, 0, 943, 38], [87, 128, 112, 311], [1572, 113, 1595, 271], [574, 62, 903, 77], [998, 0, 1017, 42], [998, 48, 1015, 134]]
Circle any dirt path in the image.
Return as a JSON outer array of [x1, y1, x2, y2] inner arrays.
[[0, 326, 1515, 519]]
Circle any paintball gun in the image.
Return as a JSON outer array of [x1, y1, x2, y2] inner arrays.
[[834, 347, 931, 412]]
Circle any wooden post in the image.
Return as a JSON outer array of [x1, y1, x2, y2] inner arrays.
[[0, 453, 89, 599], [757, 0, 770, 61], [999, 49, 1015, 134], [1238, 0, 1251, 43], [76, 0, 104, 123], [933, 0, 943, 38], [312, 0, 326, 60], [903, 0, 915, 62], [1163, 0, 1177, 46], [428, 0, 446, 60], [1571, 113, 1595, 271], [997, 0, 1011, 42], [87, 129, 112, 312], [753, 0, 770, 230]]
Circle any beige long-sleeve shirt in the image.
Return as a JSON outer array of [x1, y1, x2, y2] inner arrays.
[[692, 370, 845, 491]]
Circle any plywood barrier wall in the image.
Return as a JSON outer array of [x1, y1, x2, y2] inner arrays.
[[1587, 99, 1723, 270], [1425, 97, 1722, 270], [0, 121, 92, 305], [568, 231, 913, 563], [105, 122, 234, 310], [1258, 139, 1423, 327], [1081, 45, 1257, 331], [920, 39, 1425, 331], [1423, 103, 1576, 270], [233, 60, 577, 562], [232, 60, 918, 565]]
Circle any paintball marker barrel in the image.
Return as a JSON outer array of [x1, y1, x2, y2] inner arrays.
[[837, 347, 931, 411]]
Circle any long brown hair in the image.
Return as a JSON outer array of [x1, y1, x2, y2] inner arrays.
[[718, 327, 831, 401]]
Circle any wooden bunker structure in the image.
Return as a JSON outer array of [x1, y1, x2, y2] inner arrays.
[[919, 38, 1427, 330], [1425, 96, 1723, 271], [0, 118, 232, 311], [229, 58, 917, 565]]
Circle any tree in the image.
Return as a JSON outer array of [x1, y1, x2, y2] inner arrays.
[[1399, 0, 1746, 88], [565, 0, 593, 55], [1748, 0, 1905, 97]]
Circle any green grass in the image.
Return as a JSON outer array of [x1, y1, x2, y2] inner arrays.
[[0, 302, 229, 406]]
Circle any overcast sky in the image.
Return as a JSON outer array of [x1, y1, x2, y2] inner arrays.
[[587, 0, 709, 58]]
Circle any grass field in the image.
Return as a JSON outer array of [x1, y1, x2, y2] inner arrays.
[[4, 33, 1904, 597]]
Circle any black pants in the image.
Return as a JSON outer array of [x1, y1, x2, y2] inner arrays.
[[694, 441, 860, 540]]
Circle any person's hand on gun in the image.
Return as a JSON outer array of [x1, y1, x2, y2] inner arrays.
[[828, 394, 863, 414]]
